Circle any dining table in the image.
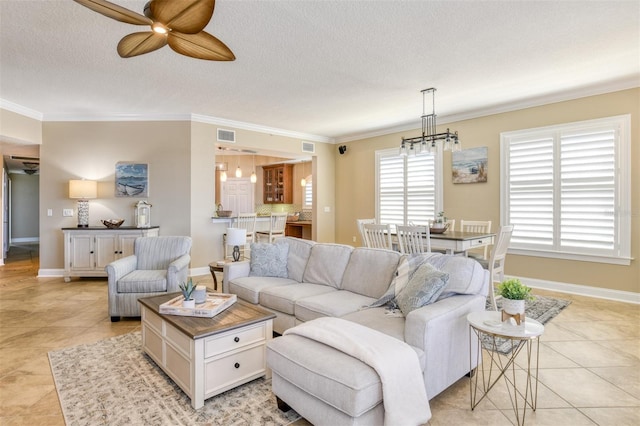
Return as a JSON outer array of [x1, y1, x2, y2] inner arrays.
[[428, 230, 495, 255]]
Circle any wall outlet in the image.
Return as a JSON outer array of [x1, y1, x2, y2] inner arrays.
[[47, 209, 53, 217], [63, 209, 73, 217], [323, 206, 331, 213], [352, 236, 356, 242]]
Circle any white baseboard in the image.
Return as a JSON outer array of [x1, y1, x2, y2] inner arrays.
[[190, 266, 211, 277], [509, 275, 640, 305], [11, 237, 39, 243], [38, 269, 64, 277], [39, 267, 213, 279]]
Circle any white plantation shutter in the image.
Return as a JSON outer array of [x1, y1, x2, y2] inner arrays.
[[501, 115, 630, 264], [376, 149, 441, 227]]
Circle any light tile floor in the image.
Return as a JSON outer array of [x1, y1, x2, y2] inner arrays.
[[0, 244, 638, 425]]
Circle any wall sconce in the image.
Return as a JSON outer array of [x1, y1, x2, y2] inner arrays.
[[69, 179, 97, 227]]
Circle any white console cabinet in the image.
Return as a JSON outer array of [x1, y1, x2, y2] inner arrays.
[[62, 227, 159, 282]]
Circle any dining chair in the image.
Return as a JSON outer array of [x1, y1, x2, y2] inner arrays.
[[362, 223, 393, 250], [396, 225, 431, 254], [485, 225, 514, 311], [460, 220, 492, 260], [256, 212, 288, 243], [356, 218, 376, 247]]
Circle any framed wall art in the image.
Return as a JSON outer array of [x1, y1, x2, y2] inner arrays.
[[452, 147, 488, 184], [115, 162, 149, 197]]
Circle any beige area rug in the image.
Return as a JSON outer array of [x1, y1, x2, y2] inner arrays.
[[48, 331, 301, 426]]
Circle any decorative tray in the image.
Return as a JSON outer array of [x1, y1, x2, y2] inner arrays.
[[159, 293, 237, 318]]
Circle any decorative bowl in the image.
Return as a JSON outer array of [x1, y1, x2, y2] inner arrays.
[[102, 219, 125, 228], [217, 210, 233, 217], [429, 223, 449, 234]]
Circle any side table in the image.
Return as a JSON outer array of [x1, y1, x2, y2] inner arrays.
[[467, 311, 544, 426]]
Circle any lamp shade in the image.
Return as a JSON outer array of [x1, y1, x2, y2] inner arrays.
[[226, 228, 247, 246], [69, 180, 97, 199]]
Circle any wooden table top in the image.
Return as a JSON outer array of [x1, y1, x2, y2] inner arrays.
[[138, 292, 275, 339]]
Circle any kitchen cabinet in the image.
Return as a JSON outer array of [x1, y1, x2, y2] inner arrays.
[[62, 227, 159, 282], [263, 164, 293, 204]]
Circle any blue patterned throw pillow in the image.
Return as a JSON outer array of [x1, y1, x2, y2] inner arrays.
[[395, 262, 449, 316], [249, 243, 289, 278]]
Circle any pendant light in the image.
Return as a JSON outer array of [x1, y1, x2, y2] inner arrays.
[[235, 157, 242, 178], [220, 170, 227, 182], [250, 155, 257, 183], [399, 88, 461, 156], [301, 160, 310, 187]]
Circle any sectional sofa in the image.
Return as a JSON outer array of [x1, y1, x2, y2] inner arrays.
[[223, 237, 489, 424]]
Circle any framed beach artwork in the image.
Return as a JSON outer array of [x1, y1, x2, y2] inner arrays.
[[452, 147, 488, 184], [115, 162, 149, 197]]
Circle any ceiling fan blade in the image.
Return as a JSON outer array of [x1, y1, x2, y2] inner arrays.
[[167, 31, 235, 61], [73, 0, 152, 26], [117, 32, 167, 58], [149, 0, 215, 34]]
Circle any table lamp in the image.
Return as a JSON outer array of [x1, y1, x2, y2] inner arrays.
[[226, 228, 247, 262], [69, 179, 97, 227]]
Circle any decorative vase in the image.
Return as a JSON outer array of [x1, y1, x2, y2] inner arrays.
[[501, 298, 525, 325], [182, 299, 195, 309]]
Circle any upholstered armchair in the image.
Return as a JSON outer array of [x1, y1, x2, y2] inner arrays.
[[106, 236, 192, 322]]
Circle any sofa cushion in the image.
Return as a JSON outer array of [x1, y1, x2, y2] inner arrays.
[[260, 284, 337, 315], [267, 335, 382, 418], [276, 237, 315, 282], [367, 254, 427, 308], [395, 262, 449, 315], [421, 253, 488, 299], [340, 248, 401, 298], [229, 276, 298, 304], [302, 244, 353, 289], [117, 270, 167, 293], [340, 308, 426, 370], [295, 290, 376, 323], [249, 242, 289, 278]]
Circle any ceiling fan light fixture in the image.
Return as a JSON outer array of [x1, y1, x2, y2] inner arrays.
[[152, 22, 168, 34]]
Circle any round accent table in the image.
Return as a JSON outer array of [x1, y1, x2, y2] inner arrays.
[[467, 311, 544, 426]]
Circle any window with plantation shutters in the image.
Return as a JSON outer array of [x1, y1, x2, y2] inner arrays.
[[501, 115, 631, 265], [376, 148, 443, 227]]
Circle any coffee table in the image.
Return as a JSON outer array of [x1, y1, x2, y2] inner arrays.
[[138, 292, 275, 409], [467, 311, 544, 426]]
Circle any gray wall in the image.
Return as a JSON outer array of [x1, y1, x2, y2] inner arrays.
[[9, 173, 39, 241]]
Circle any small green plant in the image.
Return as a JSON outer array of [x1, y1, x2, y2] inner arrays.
[[497, 278, 534, 301], [179, 278, 196, 301]]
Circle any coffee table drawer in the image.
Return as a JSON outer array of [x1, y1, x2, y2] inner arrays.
[[204, 323, 266, 357], [204, 344, 266, 395]]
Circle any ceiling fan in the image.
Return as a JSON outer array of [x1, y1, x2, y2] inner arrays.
[[73, 0, 235, 61]]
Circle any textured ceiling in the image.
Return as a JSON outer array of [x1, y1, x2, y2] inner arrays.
[[0, 0, 638, 143]]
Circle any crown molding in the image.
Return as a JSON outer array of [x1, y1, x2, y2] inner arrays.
[[0, 99, 43, 121], [42, 112, 191, 122], [335, 77, 640, 143], [191, 114, 333, 144]]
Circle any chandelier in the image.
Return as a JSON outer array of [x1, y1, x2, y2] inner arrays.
[[399, 88, 461, 156]]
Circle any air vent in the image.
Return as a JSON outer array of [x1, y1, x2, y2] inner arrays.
[[217, 129, 236, 143], [301, 141, 315, 153]]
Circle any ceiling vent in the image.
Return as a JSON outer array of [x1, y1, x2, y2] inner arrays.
[[301, 141, 315, 153], [217, 129, 236, 143]]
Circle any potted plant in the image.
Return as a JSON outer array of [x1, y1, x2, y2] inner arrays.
[[497, 278, 534, 323], [433, 211, 447, 228], [179, 278, 196, 308]]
